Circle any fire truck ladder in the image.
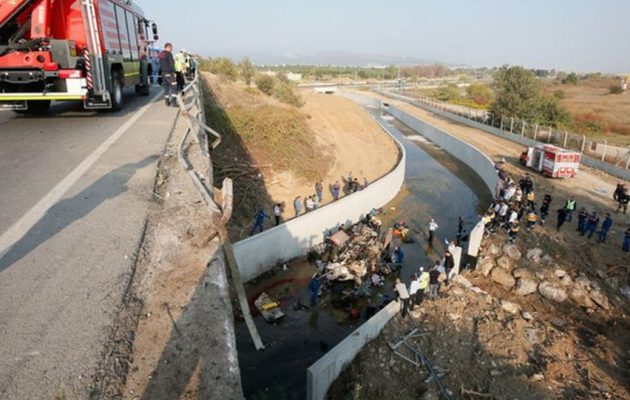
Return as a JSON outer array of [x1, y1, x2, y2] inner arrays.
[[81, 0, 110, 108]]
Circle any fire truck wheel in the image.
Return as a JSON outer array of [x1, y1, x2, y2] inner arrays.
[[23, 100, 51, 114], [110, 70, 124, 111], [135, 73, 150, 96]]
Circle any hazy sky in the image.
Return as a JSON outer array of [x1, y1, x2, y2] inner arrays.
[[136, 0, 630, 73]]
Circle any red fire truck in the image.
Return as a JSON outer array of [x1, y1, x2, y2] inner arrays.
[[0, 0, 158, 113]]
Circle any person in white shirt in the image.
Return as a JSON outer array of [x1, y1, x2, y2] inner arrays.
[[274, 203, 282, 226], [305, 196, 315, 212], [508, 208, 518, 225], [498, 202, 509, 226], [408, 274, 420, 311], [428, 218, 439, 242], [394, 278, 410, 319]]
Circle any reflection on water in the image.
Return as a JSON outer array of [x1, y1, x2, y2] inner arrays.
[[235, 108, 493, 399]]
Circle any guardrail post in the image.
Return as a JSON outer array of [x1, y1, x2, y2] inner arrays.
[[521, 121, 526, 136], [563, 131, 568, 148], [509, 118, 514, 133], [533, 124, 538, 141], [581, 135, 586, 153], [601, 140, 608, 162]]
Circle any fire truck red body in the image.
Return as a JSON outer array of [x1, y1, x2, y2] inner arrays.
[[0, 0, 158, 112], [519, 144, 581, 178]]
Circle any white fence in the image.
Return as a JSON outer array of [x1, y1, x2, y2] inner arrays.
[[233, 108, 406, 282]]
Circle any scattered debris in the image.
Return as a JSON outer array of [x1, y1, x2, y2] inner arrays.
[[255, 292, 285, 322]]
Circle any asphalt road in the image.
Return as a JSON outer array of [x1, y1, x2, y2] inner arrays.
[[0, 89, 178, 398]]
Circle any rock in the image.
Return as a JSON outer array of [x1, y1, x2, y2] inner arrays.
[[491, 268, 516, 289], [534, 271, 546, 281], [605, 277, 620, 290], [589, 289, 610, 310], [531, 373, 545, 382], [525, 328, 539, 344], [448, 313, 461, 321], [487, 243, 501, 256], [521, 311, 534, 321], [452, 274, 473, 289], [539, 281, 568, 303], [560, 275, 573, 287], [501, 300, 520, 314], [497, 256, 513, 271], [569, 286, 595, 308], [513, 268, 535, 280], [503, 244, 522, 260], [620, 286, 630, 300], [554, 268, 567, 278], [595, 269, 607, 279], [541, 254, 554, 264], [514, 278, 538, 296], [478, 258, 496, 276], [526, 248, 543, 263], [574, 275, 592, 291]]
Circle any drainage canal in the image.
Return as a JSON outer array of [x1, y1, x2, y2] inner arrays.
[[234, 107, 493, 399]]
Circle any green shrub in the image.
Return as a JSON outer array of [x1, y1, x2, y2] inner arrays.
[[435, 84, 460, 101], [272, 82, 304, 107], [553, 89, 566, 99], [608, 85, 623, 95], [255, 74, 275, 95], [561, 72, 578, 85], [466, 83, 493, 105]]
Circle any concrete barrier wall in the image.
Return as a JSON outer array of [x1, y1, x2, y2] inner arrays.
[[378, 90, 630, 182], [306, 299, 400, 400], [233, 112, 406, 282], [386, 105, 499, 195]]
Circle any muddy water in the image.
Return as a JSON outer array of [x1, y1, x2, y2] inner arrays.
[[234, 108, 493, 399]]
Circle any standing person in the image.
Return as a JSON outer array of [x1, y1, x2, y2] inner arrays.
[[526, 190, 536, 209], [618, 188, 629, 214], [274, 203, 282, 226], [613, 184, 624, 202], [305, 196, 315, 212], [428, 218, 439, 242], [623, 225, 630, 252], [556, 208, 568, 232], [417, 267, 430, 305], [408, 275, 420, 311], [393, 246, 405, 265], [443, 250, 455, 285], [332, 181, 341, 201], [309, 273, 321, 306], [394, 278, 410, 319], [598, 213, 613, 243], [540, 194, 552, 224], [174, 49, 186, 93], [577, 207, 588, 233], [427, 263, 441, 299], [158, 43, 178, 107], [513, 187, 523, 207], [346, 171, 353, 192], [508, 221, 520, 243], [498, 201, 509, 227], [564, 197, 577, 222], [584, 211, 600, 239], [363, 177, 369, 189], [526, 209, 538, 230], [294, 196, 303, 217], [250, 207, 270, 235], [508, 208, 518, 226], [315, 181, 324, 203]]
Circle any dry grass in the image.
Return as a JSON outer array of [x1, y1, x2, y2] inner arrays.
[[544, 78, 630, 144]]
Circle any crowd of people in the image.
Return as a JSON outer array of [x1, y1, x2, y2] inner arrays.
[[480, 167, 629, 252], [250, 172, 370, 236]]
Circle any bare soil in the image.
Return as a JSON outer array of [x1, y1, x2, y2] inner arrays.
[[202, 74, 399, 240]]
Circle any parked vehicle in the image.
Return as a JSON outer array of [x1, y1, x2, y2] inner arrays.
[[519, 145, 581, 178], [0, 0, 158, 113]]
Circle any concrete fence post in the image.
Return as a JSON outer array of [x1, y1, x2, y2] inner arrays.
[[533, 124, 539, 141], [500, 118, 504, 131], [510, 118, 514, 133], [521, 121, 526, 136], [563, 131, 568, 148], [547, 127, 553, 143], [601, 140, 608, 162], [581, 135, 587, 153], [490, 114, 494, 127]]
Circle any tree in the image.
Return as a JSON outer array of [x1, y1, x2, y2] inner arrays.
[[255, 74, 275, 95], [276, 71, 290, 84], [466, 83, 493, 105], [490, 66, 541, 120], [561, 72, 578, 85], [238, 57, 256, 85], [435, 84, 460, 101], [210, 57, 238, 81]]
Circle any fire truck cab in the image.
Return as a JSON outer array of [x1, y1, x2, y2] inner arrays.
[[0, 0, 158, 113]]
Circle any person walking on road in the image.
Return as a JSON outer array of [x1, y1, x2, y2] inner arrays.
[[598, 213, 613, 243], [394, 278, 411, 318], [158, 43, 178, 107], [294, 196, 303, 217], [250, 207, 270, 235], [274, 203, 282, 226], [428, 218, 438, 242], [623, 225, 630, 252]]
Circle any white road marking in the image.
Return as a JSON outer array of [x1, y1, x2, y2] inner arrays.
[[0, 92, 162, 263]]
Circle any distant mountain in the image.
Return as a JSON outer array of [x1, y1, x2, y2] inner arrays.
[[205, 49, 463, 67]]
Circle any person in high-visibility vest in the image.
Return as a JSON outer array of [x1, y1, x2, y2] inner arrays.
[[174, 50, 186, 92], [564, 197, 577, 222]]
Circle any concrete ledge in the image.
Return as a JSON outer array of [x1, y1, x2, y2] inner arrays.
[[232, 103, 406, 282], [306, 300, 400, 400]]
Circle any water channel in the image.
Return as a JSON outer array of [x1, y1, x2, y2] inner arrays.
[[234, 103, 493, 399]]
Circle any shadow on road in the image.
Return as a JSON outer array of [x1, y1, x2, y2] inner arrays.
[[0, 156, 157, 272]]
